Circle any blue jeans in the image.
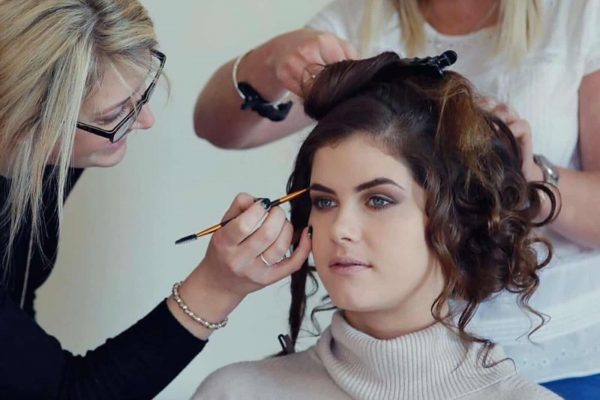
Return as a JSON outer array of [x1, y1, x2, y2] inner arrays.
[[542, 373, 600, 399]]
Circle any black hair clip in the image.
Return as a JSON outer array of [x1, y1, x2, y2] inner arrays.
[[232, 51, 293, 122], [278, 333, 295, 355], [406, 50, 458, 76], [237, 82, 293, 122]]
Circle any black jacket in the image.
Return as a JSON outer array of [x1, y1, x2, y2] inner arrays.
[[0, 169, 206, 399]]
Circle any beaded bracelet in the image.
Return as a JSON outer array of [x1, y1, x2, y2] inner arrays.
[[171, 282, 228, 330]]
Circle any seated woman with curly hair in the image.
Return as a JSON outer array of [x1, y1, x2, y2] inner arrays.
[[193, 51, 561, 400]]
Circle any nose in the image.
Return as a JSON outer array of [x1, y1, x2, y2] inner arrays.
[[330, 204, 361, 244], [132, 104, 155, 130]]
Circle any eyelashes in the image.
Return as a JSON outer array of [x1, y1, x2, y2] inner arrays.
[[367, 195, 394, 208], [312, 197, 335, 209], [311, 194, 397, 211], [97, 106, 130, 126], [96, 89, 144, 126]]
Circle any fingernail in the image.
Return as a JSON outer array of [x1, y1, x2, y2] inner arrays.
[[261, 198, 271, 210], [308, 225, 313, 238]]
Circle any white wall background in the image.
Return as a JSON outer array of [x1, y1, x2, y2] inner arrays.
[[36, 1, 332, 398]]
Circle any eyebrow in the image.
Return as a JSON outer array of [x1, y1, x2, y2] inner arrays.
[[309, 178, 405, 194]]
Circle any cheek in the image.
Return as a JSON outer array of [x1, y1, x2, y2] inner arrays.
[[70, 130, 109, 165], [370, 210, 431, 273], [73, 129, 105, 151], [309, 213, 329, 269], [48, 130, 102, 165]]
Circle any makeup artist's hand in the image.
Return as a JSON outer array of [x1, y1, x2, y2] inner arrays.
[[478, 97, 539, 182], [199, 192, 312, 296], [169, 193, 311, 340]]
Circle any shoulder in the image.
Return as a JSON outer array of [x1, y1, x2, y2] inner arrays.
[[305, 0, 368, 41], [534, 0, 600, 75], [538, 0, 598, 38], [544, 0, 598, 19], [192, 349, 327, 399], [483, 373, 562, 400]]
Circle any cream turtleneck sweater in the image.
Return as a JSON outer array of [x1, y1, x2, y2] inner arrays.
[[193, 312, 560, 399]]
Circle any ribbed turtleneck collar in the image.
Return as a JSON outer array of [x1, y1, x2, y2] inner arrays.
[[315, 312, 516, 400]]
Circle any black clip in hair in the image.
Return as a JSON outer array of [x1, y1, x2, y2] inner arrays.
[[277, 334, 296, 355], [237, 82, 293, 122], [407, 50, 458, 76]]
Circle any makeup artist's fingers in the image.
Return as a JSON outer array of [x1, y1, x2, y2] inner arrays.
[[220, 192, 258, 222], [198, 227, 310, 299], [239, 206, 288, 255], [216, 197, 270, 246], [261, 227, 311, 282], [258, 220, 294, 266]]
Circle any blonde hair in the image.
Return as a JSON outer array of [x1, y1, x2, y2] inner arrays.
[[360, 0, 542, 63], [0, 0, 157, 279]]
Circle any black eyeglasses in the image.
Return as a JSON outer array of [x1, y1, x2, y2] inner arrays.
[[76, 49, 166, 143]]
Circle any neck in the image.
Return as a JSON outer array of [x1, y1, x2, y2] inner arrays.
[[344, 302, 449, 339], [317, 310, 516, 400], [420, 0, 500, 35]]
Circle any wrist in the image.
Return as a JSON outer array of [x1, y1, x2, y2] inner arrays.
[[530, 157, 559, 223], [184, 261, 246, 316], [167, 262, 245, 340], [533, 154, 560, 186], [238, 44, 287, 101]]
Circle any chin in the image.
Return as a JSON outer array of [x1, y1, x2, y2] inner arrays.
[[99, 150, 127, 167], [80, 141, 128, 168], [329, 290, 381, 313]]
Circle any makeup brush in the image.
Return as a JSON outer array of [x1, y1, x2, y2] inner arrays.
[[174, 188, 308, 245]]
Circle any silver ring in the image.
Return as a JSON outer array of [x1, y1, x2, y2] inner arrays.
[[260, 253, 272, 267]]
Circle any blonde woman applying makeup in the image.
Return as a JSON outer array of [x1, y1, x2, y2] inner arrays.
[[0, 1, 310, 398]]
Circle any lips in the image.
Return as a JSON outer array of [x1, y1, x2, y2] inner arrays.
[[329, 256, 371, 270]]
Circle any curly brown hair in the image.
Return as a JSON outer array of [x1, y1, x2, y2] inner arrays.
[[283, 52, 559, 361]]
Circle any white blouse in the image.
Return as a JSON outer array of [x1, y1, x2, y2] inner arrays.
[[307, 0, 600, 383]]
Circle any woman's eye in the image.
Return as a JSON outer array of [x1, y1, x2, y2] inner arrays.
[[98, 105, 131, 126], [367, 195, 394, 209], [312, 197, 337, 209]]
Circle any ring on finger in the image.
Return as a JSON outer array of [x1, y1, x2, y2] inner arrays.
[[260, 253, 272, 267]]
